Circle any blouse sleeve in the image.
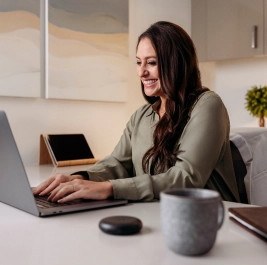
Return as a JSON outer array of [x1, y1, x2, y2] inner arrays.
[[86, 110, 137, 182], [108, 93, 231, 201]]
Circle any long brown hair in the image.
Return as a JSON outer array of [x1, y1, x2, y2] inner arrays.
[[138, 21, 208, 175]]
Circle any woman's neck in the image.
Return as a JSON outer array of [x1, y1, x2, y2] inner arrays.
[[158, 97, 166, 118]]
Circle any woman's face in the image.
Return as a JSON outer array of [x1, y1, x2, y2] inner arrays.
[[136, 38, 164, 99]]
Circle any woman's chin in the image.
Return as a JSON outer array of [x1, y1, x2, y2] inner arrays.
[[144, 89, 160, 98]]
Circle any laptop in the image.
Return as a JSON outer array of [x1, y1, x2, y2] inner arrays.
[[0, 110, 128, 217]]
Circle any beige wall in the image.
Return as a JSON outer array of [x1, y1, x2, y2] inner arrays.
[[0, 0, 190, 165], [1, 0, 266, 165]]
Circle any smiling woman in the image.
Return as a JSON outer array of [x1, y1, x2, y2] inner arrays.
[[34, 21, 240, 204], [136, 38, 164, 104]]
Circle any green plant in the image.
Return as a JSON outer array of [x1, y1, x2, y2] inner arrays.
[[245, 85, 267, 118]]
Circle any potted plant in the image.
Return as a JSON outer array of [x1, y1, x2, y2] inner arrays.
[[245, 85, 267, 127]]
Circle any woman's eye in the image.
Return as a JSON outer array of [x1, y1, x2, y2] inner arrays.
[[148, 61, 157, 65], [136, 61, 141, 66]]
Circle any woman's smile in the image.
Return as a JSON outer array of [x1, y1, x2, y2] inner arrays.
[[142, 79, 158, 87]]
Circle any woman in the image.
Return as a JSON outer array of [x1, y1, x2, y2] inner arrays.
[[33, 21, 240, 203]]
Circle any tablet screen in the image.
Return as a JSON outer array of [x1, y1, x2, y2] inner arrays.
[[47, 134, 94, 161]]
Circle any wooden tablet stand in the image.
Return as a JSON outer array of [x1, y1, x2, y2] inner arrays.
[[39, 134, 98, 167]]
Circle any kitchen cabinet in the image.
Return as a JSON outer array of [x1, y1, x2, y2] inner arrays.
[[191, 0, 264, 61]]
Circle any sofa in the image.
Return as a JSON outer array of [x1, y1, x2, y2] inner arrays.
[[230, 127, 267, 206]]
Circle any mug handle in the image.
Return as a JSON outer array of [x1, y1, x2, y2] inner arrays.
[[217, 200, 225, 230]]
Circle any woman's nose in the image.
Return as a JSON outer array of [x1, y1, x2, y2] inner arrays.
[[137, 65, 149, 77]]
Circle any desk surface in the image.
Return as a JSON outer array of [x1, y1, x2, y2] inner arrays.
[[1, 165, 266, 265]]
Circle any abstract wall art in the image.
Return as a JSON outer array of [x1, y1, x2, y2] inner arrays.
[[0, 0, 41, 98], [45, 0, 128, 102], [0, 0, 128, 102]]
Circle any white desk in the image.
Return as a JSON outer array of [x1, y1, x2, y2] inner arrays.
[[1, 165, 266, 265]]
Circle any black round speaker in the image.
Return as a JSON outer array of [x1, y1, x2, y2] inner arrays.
[[99, 216, 143, 235]]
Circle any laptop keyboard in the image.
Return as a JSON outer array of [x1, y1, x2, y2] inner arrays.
[[35, 195, 85, 208]]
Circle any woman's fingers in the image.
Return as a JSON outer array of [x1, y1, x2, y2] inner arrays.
[[32, 177, 55, 195], [33, 174, 71, 196], [39, 180, 61, 196], [48, 182, 75, 202], [57, 188, 82, 203]]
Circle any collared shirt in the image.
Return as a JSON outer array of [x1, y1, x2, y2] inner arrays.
[[87, 91, 240, 202]]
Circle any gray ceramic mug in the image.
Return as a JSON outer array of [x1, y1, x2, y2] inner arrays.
[[160, 188, 224, 256]]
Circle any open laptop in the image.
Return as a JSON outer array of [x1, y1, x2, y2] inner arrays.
[[0, 110, 127, 217]]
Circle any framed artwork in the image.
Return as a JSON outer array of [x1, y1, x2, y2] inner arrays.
[[0, 0, 41, 98], [45, 0, 128, 102]]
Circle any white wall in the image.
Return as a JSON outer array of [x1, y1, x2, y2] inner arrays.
[[0, 0, 191, 166], [129, 0, 191, 56], [200, 57, 267, 128]]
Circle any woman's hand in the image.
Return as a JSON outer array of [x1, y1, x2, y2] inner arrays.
[[33, 173, 113, 203], [48, 179, 113, 203], [32, 173, 83, 197]]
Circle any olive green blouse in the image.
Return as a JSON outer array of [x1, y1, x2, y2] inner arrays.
[[86, 91, 240, 202]]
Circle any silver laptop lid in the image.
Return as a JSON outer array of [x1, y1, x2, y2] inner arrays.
[[0, 111, 127, 217], [0, 110, 39, 216]]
